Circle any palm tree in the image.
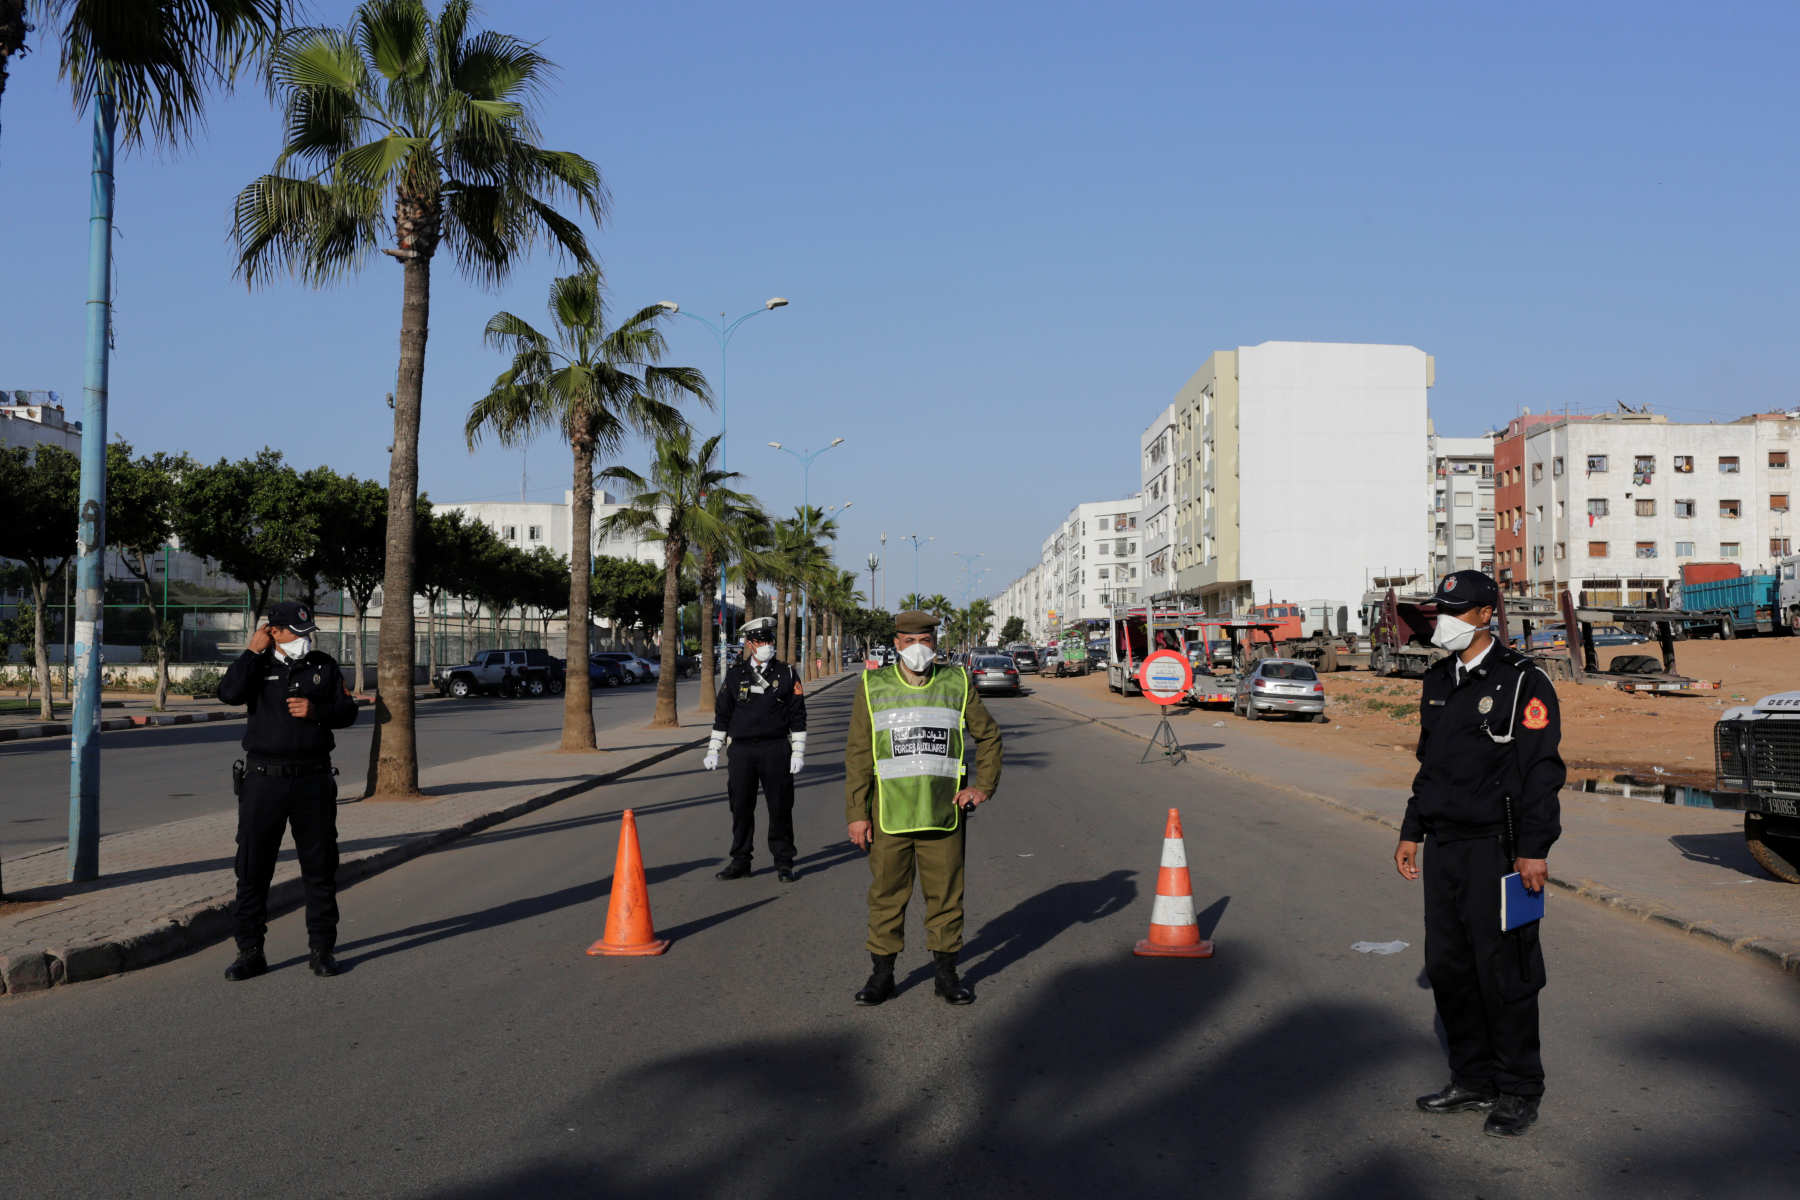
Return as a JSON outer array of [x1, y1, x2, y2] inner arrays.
[[898, 592, 928, 613], [817, 569, 863, 673], [778, 505, 839, 680], [598, 431, 748, 728], [2, 1, 281, 144], [232, 0, 606, 797], [466, 273, 705, 750], [689, 487, 764, 713]]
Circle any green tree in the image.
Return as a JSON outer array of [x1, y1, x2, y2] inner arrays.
[[174, 450, 317, 623], [106, 445, 191, 710], [232, 0, 606, 797], [521, 545, 568, 640], [308, 473, 389, 694], [0, 444, 80, 716], [466, 272, 704, 749], [415, 506, 498, 672], [598, 430, 741, 728], [1, 1, 281, 145], [590, 555, 655, 646], [999, 616, 1027, 645]]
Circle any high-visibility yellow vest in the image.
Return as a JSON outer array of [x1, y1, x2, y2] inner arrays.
[[861, 662, 969, 834]]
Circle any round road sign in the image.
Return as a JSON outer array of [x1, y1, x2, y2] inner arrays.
[[1137, 649, 1193, 706]]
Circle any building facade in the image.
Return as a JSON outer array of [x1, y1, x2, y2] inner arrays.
[[0, 394, 82, 454], [1429, 431, 1496, 579], [1139, 404, 1178, 602], [438, 491, 669, 572], [1171, 341, 1434, 632], [1511, 411, 1800, 604]]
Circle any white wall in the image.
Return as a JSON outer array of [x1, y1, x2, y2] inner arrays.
[[1237, 342, 1430, 629]]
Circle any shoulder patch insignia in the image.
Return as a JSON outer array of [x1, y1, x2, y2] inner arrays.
[[1521, 697, 1550, 730], [793, 677, 804, 695]]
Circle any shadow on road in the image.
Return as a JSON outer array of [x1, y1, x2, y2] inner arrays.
[[1668, 831, 1768, 880]]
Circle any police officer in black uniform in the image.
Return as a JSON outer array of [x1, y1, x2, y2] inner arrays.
[[705, 617, 807, 882], [1395, 570, 1565, 1138], [217, 600, 359, 981]]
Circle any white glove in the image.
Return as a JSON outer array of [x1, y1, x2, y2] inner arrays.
[[789, 754, 804, 775], [704, 731, 725, 771], [703, 751, 719, 771], [788, 732, 807, 776]]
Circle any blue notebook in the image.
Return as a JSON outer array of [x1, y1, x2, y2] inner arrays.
[[1501, 873, 1545, 931]]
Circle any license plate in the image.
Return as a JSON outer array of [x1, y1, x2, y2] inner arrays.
[[1765, 795, 1800, 818]]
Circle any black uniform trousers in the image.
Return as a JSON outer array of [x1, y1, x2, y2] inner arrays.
[[234, 764, 340, 953], [1423, 833, 1547, 1098], [726, 737, 795, 868]]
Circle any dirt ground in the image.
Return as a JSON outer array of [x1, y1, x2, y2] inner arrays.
[[1040, 638, 1800, 791]]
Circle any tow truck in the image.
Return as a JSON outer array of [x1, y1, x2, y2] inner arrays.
[[1713, 692, 1800, 883]]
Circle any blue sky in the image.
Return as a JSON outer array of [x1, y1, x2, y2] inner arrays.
[[3, 0, 1795, 599]]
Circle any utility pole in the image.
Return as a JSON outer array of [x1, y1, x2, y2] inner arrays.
[[69, 85, 118, 883]]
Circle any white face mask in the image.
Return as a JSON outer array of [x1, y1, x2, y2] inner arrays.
[[752, 643, 775, 664], [276, 635, 312, 661], [1430, 612, 1478, 653], [898, 643, 935, 673]]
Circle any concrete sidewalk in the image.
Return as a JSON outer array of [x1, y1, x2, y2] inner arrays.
[[0, 671, 857, 996], [1023, 679, 1800, 980], [0, 689, 441, 742]]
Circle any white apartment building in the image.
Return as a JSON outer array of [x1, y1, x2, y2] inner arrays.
[[439, 490, 670, 572], [1171, 341, 1433, 632], [1139, 404, 1178, 601], [1429, 430, 1496, 578], [988, 562, 1049, 645], [0, 393, 82, 454], [1512, 412, 1800, 605], [1042, 496, 1144, 625]]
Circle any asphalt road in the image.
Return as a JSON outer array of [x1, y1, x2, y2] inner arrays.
[[4, 680, 1798, 1198], [0, 680, 695, 858]]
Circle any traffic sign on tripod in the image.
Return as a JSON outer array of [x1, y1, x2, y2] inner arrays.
[[1136, 649, 1192, 764]]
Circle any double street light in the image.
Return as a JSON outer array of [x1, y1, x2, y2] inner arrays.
[[769, 437, 846, 678], [900, 533, 934, 597], [656, 296, 788, 643]]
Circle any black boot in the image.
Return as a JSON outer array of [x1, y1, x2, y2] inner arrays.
[[224, 947, 267, 982], [309, 949, 341, 977], [854, 953, 897, 1006], [1416, 1082, 1498, 1114], [715, 859, 751, 880], [932, 950, 974, 1005], [1483, 1094, 1540, 1138]]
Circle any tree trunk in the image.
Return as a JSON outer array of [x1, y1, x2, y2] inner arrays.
[[367, 252, 430, 799], [779, 588, 793, 664], [696, 550, 718, 715], [30, 571, 52, 719], [651, 537, 685, 728], [743, 572, 760, 622], [561, 440, 597, 750]]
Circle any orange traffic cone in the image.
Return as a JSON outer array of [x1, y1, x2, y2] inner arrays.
[[1134, 807, 1215, 958], [586, 809, 671, 957]]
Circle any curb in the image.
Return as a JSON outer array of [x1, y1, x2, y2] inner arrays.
[[0, 669, 860, 997], [0, 690, 445, 743], [1025, 688, 1800, 982]]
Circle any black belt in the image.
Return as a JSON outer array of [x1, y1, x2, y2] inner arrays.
[[1425, 820, 1506, 843], [245, 757, 334, 778]]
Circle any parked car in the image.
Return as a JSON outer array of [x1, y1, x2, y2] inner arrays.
[[436, 648, 565, 698], [1007, 647, 1040, 674], [1591, 624, 1650, 647], [1526, 628, 1568, 650], [591, 651, 657, 682], [1233, 658, 1326, 722], [970, 654, 1022, 695], [588, 656, 629, 688]]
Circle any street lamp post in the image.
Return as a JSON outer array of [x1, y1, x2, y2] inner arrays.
[[769, 437, 846, 681], [658, 296, 788, 644], [879, 532, 888, 609], [900, 533, 934, 599]]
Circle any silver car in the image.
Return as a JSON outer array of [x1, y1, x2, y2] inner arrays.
[[970, 654, 1022, 695], [1234, 658, 1326, 722]]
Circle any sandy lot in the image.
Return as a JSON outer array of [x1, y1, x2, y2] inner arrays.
[[1040, 638, 1800, 792]]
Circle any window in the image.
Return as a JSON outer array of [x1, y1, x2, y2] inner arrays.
[[1587, 454, 1608, 473], [1556, 500, 1566, 520], [1773, 538, 1793, 557], [1635, 499, 1656, 517], [1674, 455, 1694, 473], [1587, 499, 1609, 517], [1675, 540, 1695, 557], [1097, 516, 1110, 531], [1635, 541, 1658, 559], [1553, 457, 1564, 477], [1455, 492, 1473, 507], [1721, 542, 1741, 558], [1773, 451, 1790, 470], [1721, 499, 1742, 518], [1720, 456, 1741, 474], [1588, 541, 1609, 557], [1455, 524, 1475, 539], [1554, 542, 1566, 560], [1531, 463, 1543, 482], [527, 524, 543, 542], [1772, 494, 1790, 512], [1674, 499, 1695, 518], [1096, 566, 1110, 580], [501, 524, 518, 541], [1634, 455, 1656, 474]]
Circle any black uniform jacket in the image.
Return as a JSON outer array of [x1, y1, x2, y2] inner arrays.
[[712, 658, 807, 741], [219, 648, 360, 761], [1401, 642, 1565, 859]]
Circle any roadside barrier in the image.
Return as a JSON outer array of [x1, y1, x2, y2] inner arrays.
[[1134, 807, 1215, 958], [585, 809, 670, 957]]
